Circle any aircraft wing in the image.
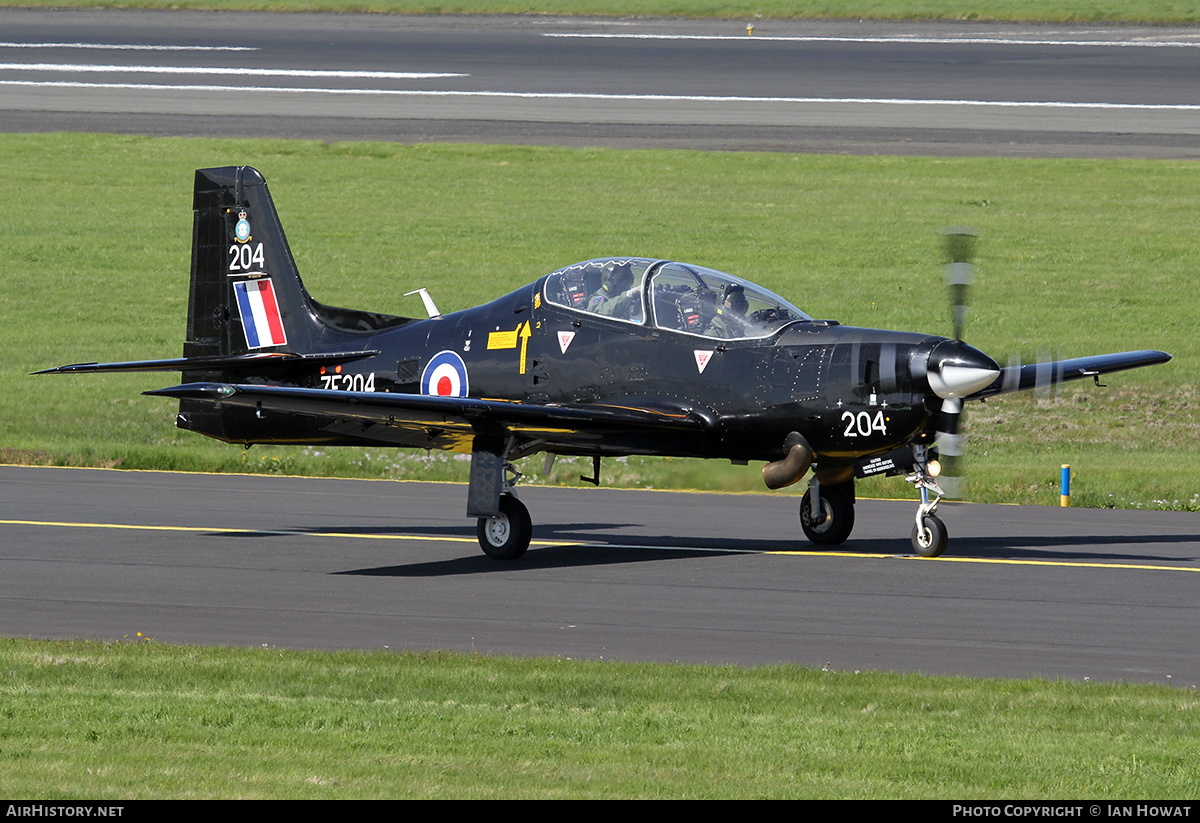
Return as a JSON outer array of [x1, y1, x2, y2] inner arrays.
[[967, 350, 1171, 400], [146, 382, 717, 449]]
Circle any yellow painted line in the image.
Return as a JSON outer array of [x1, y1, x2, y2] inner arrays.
[[919, 555, 1200, 572], [0, 519, 565, 547], [4, 519, 238, 534], [765, 549, 1200, 572], [4, 519, 1197, 572]]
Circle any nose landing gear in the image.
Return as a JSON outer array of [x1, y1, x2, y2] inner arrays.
[[906, 446, 948, 558]]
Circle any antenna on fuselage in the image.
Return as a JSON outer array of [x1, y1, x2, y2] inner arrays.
[[405, 288, 441, 318]]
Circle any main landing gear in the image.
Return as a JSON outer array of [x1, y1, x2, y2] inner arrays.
[[470, 446, 533, 560], [799, 476, 856, 546]]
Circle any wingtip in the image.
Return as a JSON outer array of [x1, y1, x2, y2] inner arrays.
[[143, 382, 235, 399], [31, 363, 100, 375]]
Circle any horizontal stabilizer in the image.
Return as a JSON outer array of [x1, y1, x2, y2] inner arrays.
[[33, 350, 379, 375]]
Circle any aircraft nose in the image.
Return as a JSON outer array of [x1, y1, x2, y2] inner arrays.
[[925, 339, 1000, 399]]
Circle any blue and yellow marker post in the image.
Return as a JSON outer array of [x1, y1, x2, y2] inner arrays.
[[1060, 464, 1071, 507]]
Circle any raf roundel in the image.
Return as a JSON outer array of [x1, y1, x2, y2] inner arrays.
[[420, 350, 470, 398]]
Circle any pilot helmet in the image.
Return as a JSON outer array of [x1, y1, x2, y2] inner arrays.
[[722, 284, 749, 315], [604, 262, 634, 292]]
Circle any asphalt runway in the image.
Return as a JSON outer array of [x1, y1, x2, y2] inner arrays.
[[3, 466, 1198, 685], [3, 9, 1200, 157]]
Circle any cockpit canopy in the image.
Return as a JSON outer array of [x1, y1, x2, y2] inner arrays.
[[543, 258, 811, 340]]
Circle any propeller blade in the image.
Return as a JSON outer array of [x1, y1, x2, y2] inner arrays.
[[933, 396, 967, 499], [937, 227, 980, 499], [1003, 353, 1022, 395], [943, 227, 976, 342], [1034, 349, 1061, 401]]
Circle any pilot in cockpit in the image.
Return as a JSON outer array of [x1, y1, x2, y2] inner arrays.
[[721, 283, 749, 317], [589, 263, 638, 320], [709, 283, 750, 338], [675, 284, 750, 339], [588, 263, 632, 312]]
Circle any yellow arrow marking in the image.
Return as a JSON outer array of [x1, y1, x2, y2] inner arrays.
[[519, 321, 532, 375]]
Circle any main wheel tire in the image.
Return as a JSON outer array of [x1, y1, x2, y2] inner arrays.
[[799, 479, 856, 546], [911, 514, 948, 558], [476, 493, 532, 560]]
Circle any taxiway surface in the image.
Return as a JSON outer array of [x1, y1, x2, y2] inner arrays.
[[3, 466, 1197, 685]]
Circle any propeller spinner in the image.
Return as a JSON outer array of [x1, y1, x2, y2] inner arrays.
[[926, 338, 1000, 400]]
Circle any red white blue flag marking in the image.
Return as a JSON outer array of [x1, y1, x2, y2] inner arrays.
[[234, 278, 287, 349]]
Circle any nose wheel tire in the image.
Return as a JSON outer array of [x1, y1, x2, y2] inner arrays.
[[477, 493, 532, 560], [799, 480, 856, 546], [911, 514, 948, 558]]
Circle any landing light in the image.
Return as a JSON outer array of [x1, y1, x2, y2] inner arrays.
[[928, 459, 942, 478]]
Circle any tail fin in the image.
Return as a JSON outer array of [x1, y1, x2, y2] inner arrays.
[[187, 166, 296, 365], [174, 167, 412, 442], [186, 166, 410, 376]]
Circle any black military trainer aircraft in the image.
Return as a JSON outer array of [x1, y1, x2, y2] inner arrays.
[[39, 166, 1171, 560]]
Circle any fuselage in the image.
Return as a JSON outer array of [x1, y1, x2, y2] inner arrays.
[[178, 258, 998, 471]]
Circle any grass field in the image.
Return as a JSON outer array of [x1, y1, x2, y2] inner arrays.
[[2, 133, 1194, 509], [3, 637, 1198, 799]]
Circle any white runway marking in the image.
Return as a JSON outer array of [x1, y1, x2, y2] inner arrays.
[[0, 63, 465, 80], [545, 32, 1200, 49], [3, 79, 1197, 112], [0, 41, 258, 51]]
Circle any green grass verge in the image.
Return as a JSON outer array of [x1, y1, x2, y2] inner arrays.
[[2, 133, 1195, 509], [2, 0, 1200, 25], [3, 637, 1197, 799]]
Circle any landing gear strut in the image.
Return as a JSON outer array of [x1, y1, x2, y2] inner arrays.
[[905, 445, 948, 557], [800, 477, 856, 546], [469, 438, 533, 560]]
